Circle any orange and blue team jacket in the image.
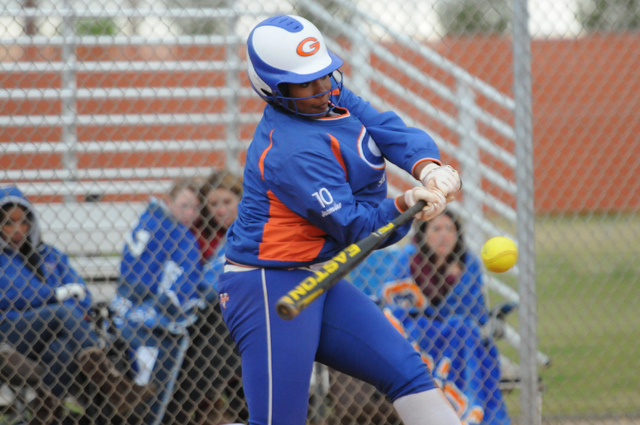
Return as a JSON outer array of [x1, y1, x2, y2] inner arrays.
[[226, 84, 442, 269]]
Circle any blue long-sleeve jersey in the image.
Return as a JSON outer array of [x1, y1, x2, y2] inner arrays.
[[225, 85, 441, 268]]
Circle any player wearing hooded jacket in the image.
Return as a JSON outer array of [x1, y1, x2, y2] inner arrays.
[[218, 14, 462, 425], [0, 186, 153, 424]]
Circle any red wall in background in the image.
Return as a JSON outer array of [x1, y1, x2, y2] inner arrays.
[[427, 34, 640, 214]]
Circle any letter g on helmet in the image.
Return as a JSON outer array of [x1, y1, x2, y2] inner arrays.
[[246, 15, 343, 106]]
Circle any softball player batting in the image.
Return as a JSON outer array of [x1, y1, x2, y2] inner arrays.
[[219, 14, 462, 425]]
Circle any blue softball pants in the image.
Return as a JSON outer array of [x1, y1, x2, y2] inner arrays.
[[218, 267, 436, 425]]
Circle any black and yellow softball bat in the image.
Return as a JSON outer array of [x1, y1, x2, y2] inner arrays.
[[275, 200, 427, 320]]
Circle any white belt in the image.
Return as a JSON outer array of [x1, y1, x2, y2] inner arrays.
[[223, 259, 331, 273], [223, 264, 257, 273]]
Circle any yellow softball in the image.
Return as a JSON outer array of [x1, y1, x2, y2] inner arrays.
[[481, 237, 518, 273]]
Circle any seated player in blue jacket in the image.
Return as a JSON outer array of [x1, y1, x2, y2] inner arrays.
[[351, 209, 511, 425], [111, 178, 205, 425], [0, 186, 153, 424]]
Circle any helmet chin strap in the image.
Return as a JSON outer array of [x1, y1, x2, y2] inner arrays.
[[275, 71, 344, 117], [278, 91, 333, 117]]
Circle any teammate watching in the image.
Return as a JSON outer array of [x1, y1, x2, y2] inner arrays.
[[352, 209, 512, 425], [167, 170, 247, 425], [110, 177, 205, 425], [0, 186, 154, 424], [218, 14, 462, 425]]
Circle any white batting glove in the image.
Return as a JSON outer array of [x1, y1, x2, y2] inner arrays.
[[419, 163, 461, 203], [404, 187, 446, 221], [55, 283, 87, 302]]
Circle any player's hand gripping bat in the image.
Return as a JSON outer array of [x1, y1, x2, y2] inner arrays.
[[275, 200, 427, 320]]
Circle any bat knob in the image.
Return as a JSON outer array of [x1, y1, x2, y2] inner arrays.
[[276, 300, 298, 321]]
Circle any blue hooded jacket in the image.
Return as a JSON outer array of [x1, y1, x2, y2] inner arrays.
[[0, 186, 92, 320]]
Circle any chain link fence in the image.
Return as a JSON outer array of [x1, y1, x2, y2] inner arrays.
[[0, 0, 638, 424]]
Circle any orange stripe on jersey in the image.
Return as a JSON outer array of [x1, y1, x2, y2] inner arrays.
[[258, 190, 326, 262], [259, 130, 275, 180], [328, 134, 347, 180]]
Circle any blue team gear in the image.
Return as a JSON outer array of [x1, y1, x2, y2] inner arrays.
[[111, 197, 205, 425], [221, 58, 445, 422], [350, 245, 510, 425], [0, 186, 93, 317], [352, 244, 489, 326], [199, 242, 226, 303], [223, 15, 447, 420], [111, 198, 204, 333], [247, 14, 344, 115], [218, 268, 436, 424], [0, 186, 100, 398], [225, 83, 441, 268]]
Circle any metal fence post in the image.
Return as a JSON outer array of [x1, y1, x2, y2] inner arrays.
[[456, 79, 484, 255], [345, 13, 371, 99], [61, 0, 78, 202], [225, 13, 241, 174], [512, 1, 540, 424]]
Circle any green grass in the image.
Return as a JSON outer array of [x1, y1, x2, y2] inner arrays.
[[491, 214, 640, 418]]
